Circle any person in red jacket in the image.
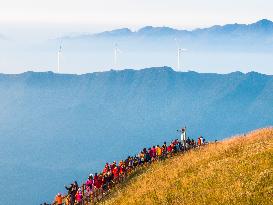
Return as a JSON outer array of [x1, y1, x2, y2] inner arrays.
[[148, 148, 153, 161], [110, 161, 116, 172], [95, 174, 102, 198], [112, 166, 119, 183], [167, 144, 173, 157], [85, 174, 93, 202], [97, 174, 103, 189], [151, 146, 156, 161], [93, 173, 99, 189], [86, 174, 93, 192], [103, 163, 109, 174]]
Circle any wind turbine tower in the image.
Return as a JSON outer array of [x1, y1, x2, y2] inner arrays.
[[57, 45, 62, 73], [175, 39, 187, 70], [114, 43, 121, 69]]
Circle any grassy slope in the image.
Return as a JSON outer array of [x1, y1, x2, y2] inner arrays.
[[103, 128, 273, 205]]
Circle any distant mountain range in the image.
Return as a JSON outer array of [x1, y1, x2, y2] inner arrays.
[[0, 19, 273, 74], [58, 19, 273, 62], [0, 67, 273, 205], [63, 19, 273, 39]]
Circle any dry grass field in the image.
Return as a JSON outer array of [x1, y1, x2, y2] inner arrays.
[[102, 128, 273, 205]]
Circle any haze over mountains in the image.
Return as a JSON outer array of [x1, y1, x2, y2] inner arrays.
[[54, 19, 273, 74], [1, 19, 273, 74], [0, 67, 272, 204], [62, 19, 273, 51], [67, 19, 273, 41]]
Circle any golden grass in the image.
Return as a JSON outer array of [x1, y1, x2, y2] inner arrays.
[[102, 128, 273, 205]]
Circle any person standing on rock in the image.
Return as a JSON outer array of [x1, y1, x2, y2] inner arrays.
[[177, 127, 187, 150], [200, 136, 204, 145]]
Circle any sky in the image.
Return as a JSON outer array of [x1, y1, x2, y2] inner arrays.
[[1, 0, 273, 38], [0, 0, 273, 74]]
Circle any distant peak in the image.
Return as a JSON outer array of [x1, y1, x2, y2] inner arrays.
[[140, 66, 174, 72], [110, 28, 132, 33], [229, 71, 244, 75], [255, 19, 273, 25], [246, 71, 262, 75], [137, 26, 179, 35], [138, 26, 154, 32], [95, 28, 132, 37], [138, 26, 173, 31], [250, 19, 273, 29]]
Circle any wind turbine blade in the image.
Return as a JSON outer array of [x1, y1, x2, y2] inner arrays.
[[174, 38, 179, 48]]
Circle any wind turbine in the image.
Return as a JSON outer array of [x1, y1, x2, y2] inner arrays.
[[175, 39, 187, 70], [114, 43, 121, 69], [57, 44, 62, 73]]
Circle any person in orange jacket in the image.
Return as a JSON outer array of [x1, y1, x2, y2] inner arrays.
[[198, 137, 201, 146], [156, 145, 162, 159], [54, 193, 63, 205]]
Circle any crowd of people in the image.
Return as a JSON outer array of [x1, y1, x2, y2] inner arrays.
[[48, 128, 206, 205]]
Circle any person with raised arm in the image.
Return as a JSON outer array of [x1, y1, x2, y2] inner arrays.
[[177, 127, 187, 151]]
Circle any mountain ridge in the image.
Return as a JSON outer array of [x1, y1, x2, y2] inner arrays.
[[61, 19, 273, 39], [1, 66, 272, 77]]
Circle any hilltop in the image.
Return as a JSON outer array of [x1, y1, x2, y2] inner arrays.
[[103, 128, 273, 205]]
